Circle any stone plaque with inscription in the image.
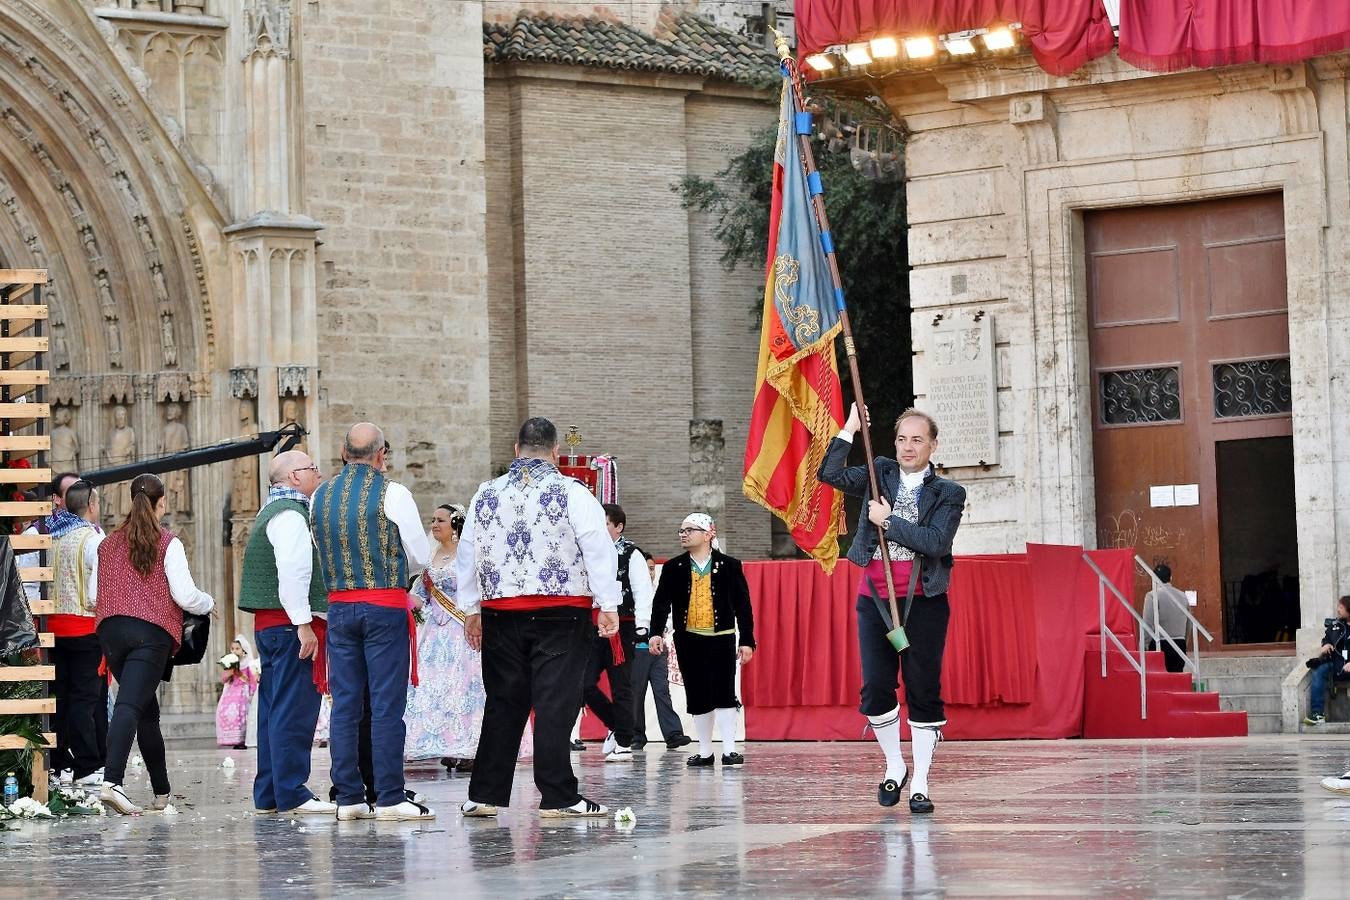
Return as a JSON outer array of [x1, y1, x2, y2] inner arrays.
[[926, 315, 998, 467]]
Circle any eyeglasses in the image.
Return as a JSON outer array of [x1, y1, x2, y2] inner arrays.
[[296, 465, 321, 475], [677, 527, 708, 536]]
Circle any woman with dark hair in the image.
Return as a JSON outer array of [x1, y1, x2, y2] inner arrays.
[[404, 504, 531, 771], [96, 473, 214, 814]]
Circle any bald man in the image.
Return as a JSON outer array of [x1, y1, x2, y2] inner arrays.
[[311, 424, 432, 821], [238, 450, 336, 816]]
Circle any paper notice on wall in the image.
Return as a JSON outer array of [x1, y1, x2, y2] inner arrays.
[[1184, 590, 1198, 607], [1173, 484, 1199, 506], [1149, 485, 1175, 507]]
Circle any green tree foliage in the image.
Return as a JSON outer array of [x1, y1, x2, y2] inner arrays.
[[675, 119, 911, 459]]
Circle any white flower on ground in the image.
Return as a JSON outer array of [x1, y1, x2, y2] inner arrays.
[[222, 758, 235, 769], [614, 807, 636, 824], [160, 804, 179, 816]]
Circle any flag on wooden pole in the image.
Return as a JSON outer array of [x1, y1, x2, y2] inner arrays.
[[742, 83, 845, 571]]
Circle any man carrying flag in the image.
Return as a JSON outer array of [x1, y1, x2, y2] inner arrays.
[[746, 35, 965, 815]]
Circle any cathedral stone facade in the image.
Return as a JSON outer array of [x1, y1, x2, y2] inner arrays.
[[1, 0, 774, 712]]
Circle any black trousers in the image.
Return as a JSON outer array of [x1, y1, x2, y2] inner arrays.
[[674, 631, 739, 716], [469, 606, 590, 809], [856, 593, 950, 723], [97, 616, 173, 794], [582, 619, 636, 746], [51, 633, 104, 779], [1148, 637, 1188, 674]]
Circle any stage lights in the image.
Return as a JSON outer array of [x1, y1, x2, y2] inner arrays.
[[869, 36, 900, 59], [804, 24, 1022, 78], [903, 36, 937, 59], [983, 27, 1016, 51], [942, 32, 977, 55], [843, 43, 873, 65]]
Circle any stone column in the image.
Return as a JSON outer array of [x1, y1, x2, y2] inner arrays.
[[690, 418, 727, 549]]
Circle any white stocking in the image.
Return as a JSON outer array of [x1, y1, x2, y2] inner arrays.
[[570, 711, 583, 743], [909, 723, 941, 797], [867, 707, 907, 783], [714, 707, 739, 755], [693, 712, 714, 757]]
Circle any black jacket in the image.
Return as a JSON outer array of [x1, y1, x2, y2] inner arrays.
[[817, 436, 966, 596], [1321, 618, 1350, 654], [651, 550, 755, 648]]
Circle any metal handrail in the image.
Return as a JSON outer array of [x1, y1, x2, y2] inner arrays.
[[1083, 553, 1161, 718], [1135, 555, 1213, 681]]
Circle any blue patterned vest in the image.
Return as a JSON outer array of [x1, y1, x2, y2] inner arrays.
[[471, 457, 591, 600], [311, 464, 409, 591]]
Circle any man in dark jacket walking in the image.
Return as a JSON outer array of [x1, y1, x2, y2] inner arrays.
[[818, 404, 965, 815]]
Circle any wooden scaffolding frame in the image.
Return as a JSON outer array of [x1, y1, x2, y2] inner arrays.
[[0, 268, 54, 803]]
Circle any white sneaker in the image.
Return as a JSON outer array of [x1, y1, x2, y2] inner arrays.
[[148, 794, 172, 812], [336, 802, 375, 821], [375, 800, 435, 821], [605, 745, 634, 762], [283, 798, 338, 816], [1321, 772, 1350, 795], [100, 783, 142, 816], [602, 731, 617, 755], [59, 769, 74, 785], [540, 797, 608, 818], [75, 771, 104, 787], [460, 800, 498, 818]]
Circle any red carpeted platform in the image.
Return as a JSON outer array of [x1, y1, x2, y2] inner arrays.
[[581, 543, 1245, 741], [737, 544, 1245, 740]]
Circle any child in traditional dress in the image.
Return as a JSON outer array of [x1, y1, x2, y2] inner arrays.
[[216, 637, 259, 749]]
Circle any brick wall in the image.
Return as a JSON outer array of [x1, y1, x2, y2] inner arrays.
[[484, 67, 774, 556], [684, 91, 774, 557], [301, 0, 492, 513]]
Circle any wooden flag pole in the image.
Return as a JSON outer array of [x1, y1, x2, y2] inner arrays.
[[772, 32, 907, 650]]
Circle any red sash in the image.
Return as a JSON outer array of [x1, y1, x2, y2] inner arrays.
[[329, 589, 418, 687]]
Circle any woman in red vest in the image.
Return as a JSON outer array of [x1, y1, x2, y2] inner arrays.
[[96, 473, 214, 815]]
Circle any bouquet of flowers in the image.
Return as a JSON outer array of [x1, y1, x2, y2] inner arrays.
[[219, 652, 240, 669]]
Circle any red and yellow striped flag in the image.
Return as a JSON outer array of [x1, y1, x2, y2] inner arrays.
[[742, 84, 845, 571]]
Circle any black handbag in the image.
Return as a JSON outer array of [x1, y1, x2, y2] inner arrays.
[[172, 611, 212, 667]]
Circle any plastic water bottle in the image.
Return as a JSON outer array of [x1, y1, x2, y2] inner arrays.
[[2, 772, 17, 807]]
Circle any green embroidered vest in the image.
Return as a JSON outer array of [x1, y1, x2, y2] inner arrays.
[[238, 499, 328, 614]]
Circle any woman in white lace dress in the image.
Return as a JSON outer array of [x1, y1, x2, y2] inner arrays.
[[404, 504, 532, 770]]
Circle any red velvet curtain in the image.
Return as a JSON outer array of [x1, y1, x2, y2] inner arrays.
[[1119, 0, 1350, 72], [793, 0, 1115, 76]]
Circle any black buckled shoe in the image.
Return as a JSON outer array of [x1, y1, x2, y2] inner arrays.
[[721, 752, 745, 767], [570, 739, 585, 752], [909, 792, 934, 814], [686, 754, 715, 768], [878, 773, 909, 807]]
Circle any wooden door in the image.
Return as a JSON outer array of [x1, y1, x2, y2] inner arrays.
[[1086, 193, 1295, 651]]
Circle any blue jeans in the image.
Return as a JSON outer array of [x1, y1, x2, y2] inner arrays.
[[327, 602, 410, 808], [253, 624, 323, 811], [1309, 657, 1348, 716]]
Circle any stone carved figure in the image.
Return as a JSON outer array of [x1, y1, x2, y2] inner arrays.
[[50, 405, 79, 475], [160, 312, 177, 367], [231, 399, 260, 515], [161, 402, 191, 515], [105, 404, 137, 521]]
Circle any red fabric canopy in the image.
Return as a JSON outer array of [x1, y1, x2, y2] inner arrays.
[[793, 0, 1115, 76], [1118, 0, 1350, 72]]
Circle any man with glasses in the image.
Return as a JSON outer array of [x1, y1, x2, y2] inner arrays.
[[239, 449, 336, 816], [650, 513, 755, 769]]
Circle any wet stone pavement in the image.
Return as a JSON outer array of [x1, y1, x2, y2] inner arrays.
[[3, 736, 1350, 899]]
